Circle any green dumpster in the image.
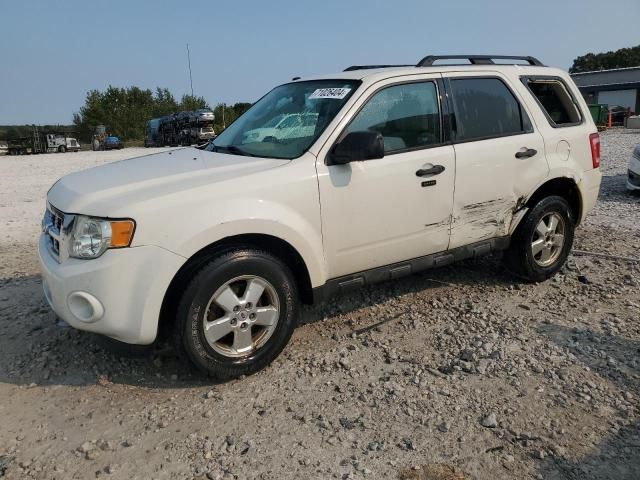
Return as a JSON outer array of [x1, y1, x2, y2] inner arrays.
[[588, 104, 608, 126]]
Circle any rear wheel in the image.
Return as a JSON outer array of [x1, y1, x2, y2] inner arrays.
[[174, 248, 299, 379], [504, 195, 575, 282]]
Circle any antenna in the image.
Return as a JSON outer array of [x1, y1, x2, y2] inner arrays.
[[186, 43, 194, 97]]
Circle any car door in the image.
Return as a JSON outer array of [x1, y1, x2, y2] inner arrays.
[[442, 73, 549, 249], [316, 76, 455, 279]]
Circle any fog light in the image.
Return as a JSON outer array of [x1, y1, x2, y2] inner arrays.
[[67, 291, 104, 323]]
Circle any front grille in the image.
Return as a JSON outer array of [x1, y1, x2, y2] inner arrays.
[[629, 169, 640, 187], [43, 205, 65, 260]]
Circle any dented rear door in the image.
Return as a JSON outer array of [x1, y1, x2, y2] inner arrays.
[[443, 72, 549, 249]]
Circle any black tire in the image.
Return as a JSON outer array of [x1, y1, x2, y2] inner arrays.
[[58, 145, 66, 153], [504, 195, 575, 282], [174, 248, 299, 379]]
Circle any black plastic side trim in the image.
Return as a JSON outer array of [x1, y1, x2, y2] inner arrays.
[[312, 236, 510, 303]]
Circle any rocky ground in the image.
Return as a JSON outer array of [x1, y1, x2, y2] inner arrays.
[[0, 133, 639, 480]]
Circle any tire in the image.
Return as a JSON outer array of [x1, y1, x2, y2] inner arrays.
[[58, 145, 66, 153], [174, 248, 299, 379], [504, 195, 575, 282]]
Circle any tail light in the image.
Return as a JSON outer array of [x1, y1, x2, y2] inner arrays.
[[589, 133, 600, 168]]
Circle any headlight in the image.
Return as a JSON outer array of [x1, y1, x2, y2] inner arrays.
[[69, 215, 135, 259]]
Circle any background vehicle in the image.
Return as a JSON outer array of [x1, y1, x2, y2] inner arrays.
[[7, 129, 80, 155], [242, 113, 318, 143], [40, 55, 601, 380], [144, 118, 161, 147], [628, 144, 640, 192], [146, 109, 215, 147], [66, 137, 81, 152], [102, 136, 123, 150]]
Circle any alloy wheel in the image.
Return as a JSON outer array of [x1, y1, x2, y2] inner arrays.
[[531, 212, 566, 267], [203, 275, 280, 358]]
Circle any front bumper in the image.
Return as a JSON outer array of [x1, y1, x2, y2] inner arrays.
[[627, 156, 640, 191], [38, 234, 185, 344]]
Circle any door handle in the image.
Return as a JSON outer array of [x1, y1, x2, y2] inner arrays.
[[515, 148, 537, 159], [416, 164, 445, 177]]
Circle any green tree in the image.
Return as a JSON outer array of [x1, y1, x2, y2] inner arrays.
[[570, 45, 640, 73], [152, 88, 178, 117], [73, 86, 209, 142], [212, 102, 252, 133], [72, 86, 248, 142], [178, 94, 208, 111]]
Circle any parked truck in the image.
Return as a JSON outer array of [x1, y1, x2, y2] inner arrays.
[[7, 128, 80, 155], [145, 109, 215, 147]]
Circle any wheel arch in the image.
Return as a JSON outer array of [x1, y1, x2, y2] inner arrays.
[[525, 176, 583, 226], [157, 233, 315, 340]]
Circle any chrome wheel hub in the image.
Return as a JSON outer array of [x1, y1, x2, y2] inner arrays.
[[531, 212, 565, 267], [203, 275, 280, 358]]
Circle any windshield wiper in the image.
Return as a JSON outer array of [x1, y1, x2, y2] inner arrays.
[[212, 144, 257, 157]]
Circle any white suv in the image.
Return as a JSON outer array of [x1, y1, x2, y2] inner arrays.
[[39, 55, 602, 379]]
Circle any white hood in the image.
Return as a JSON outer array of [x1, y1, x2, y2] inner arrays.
[[47, 147, 288, 216]]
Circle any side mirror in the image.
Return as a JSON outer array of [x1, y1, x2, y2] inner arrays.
[[327, 131, 384, 165]]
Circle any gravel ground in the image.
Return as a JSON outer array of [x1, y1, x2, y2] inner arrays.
[[0, 133, 639, 480]]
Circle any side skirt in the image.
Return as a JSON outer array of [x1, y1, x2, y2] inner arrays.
[[312, 236, 510, 303]]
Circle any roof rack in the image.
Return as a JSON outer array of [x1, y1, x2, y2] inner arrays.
[[416, 55, 544, 67], [343, 64, 412, 72]]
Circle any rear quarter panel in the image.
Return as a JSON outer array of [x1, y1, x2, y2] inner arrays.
[[510, 68, 601, 222]]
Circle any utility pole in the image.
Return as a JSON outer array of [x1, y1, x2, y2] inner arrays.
[[222, 104, 226, 129], [186, 43, 194, 97]]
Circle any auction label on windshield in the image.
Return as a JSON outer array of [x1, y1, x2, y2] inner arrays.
[[309, 88, 351, 100]]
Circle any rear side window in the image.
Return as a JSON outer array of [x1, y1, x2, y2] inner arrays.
[[449, 78, 531, 142], [345, 81, 441, 154], [523, 78, 582, 127]]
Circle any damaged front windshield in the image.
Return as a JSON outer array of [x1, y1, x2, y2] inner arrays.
[[206, 80, 360, 159]]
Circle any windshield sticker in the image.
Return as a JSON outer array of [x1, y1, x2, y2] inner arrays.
[[309, 88, 351, 100]]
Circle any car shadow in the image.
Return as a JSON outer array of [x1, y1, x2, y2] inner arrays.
[[537, 323, 640, 479], [299, 253, 517, 328], [598, 174, 640, 206], [0, 254, 518, 389]]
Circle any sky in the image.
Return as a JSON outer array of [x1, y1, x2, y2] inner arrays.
[[1, 0, 639, 125]]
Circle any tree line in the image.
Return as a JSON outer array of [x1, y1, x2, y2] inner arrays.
[[71, 86, 252, 142], [1, 89, 252, 144], [570, 45, 640, 73], [72, 86, 207, 142]]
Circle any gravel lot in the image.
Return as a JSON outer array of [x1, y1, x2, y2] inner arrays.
[[0, 133, 639, 480]]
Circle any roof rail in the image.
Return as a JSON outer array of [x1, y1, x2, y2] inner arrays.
[[416, 55, 544, 67], [344, 64, 412, 72]]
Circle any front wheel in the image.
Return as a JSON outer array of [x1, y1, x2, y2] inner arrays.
[[504, 195, 575, 282], [175, 248, 299, 379]]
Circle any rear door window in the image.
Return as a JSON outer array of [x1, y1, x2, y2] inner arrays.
[[522, 78, 582, 127], [449, 78, 531, 142]]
